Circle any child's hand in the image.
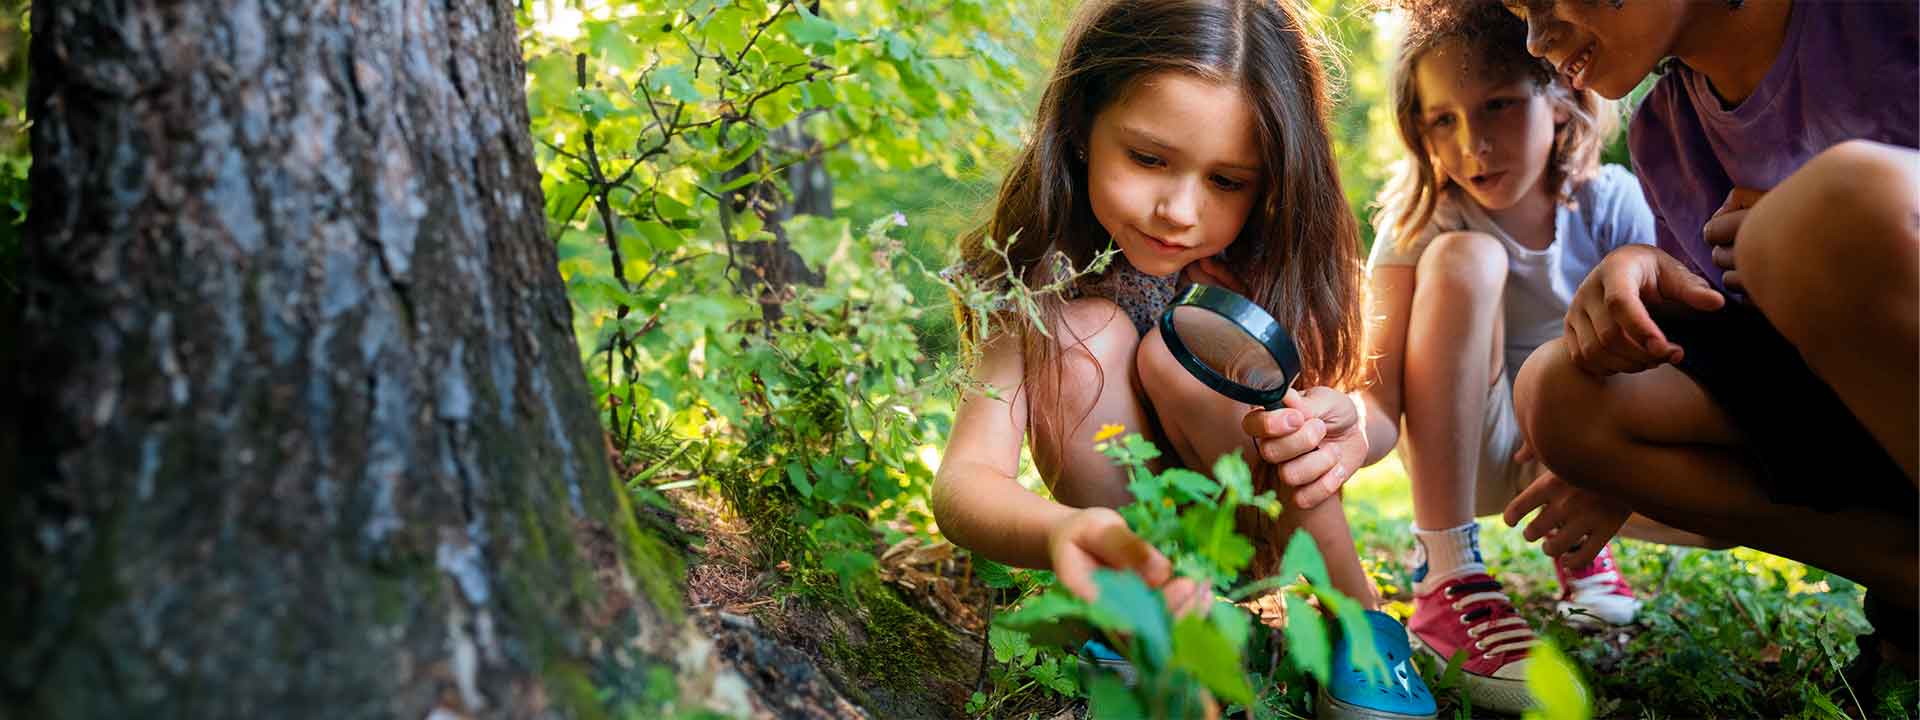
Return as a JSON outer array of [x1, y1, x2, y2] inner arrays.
[[1047, 507, 1212, 617], [1501, 454, 1631, 569], [1703, 186, 1766, 293], [1241, 387, 1366, 510], [1565, 245, 1725, 376], [1183, 256, 1248, 295]]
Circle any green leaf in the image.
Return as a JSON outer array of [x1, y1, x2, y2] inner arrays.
[[1212, 451, 1254, 501], [785, 6, 841, 47], [1282, 592, 1330, 686], [1092, 569, 1171, 668], [1087, 672, 1145, 720], [989, 626, 1033, 665], [716, 132, 764, 174], [1278, 528, 1330, 587], [1317, 588, 1386, 686], [823, 549, 877, 592], [650, 66, 701, 102], [1171, 614, 1255, 706], [975, 558, 1016, 589], [1162, 468, 1221, 505], [1521, 639, 1591, 720], [784, 461, 813, 498]]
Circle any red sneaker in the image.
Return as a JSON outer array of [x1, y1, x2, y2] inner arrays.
[[1554, 544, 1640, 626], [1407, 572, 1538, 713]]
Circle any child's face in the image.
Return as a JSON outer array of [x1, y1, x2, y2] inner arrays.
[[1504, 0, 1686, 99], [1414, 39, 1565, 213], [1086, 71, 1261, 278]]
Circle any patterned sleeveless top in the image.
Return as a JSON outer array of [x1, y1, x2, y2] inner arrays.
[[1074, 257, 1181, 337]]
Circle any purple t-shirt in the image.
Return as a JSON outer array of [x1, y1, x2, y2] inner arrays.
[[1628, 0, 1919, 291]]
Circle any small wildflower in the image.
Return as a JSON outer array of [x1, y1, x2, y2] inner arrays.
[[1093, 423, 1126, 442]]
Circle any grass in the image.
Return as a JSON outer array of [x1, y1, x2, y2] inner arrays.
[[1342, 456, 1917, 719]]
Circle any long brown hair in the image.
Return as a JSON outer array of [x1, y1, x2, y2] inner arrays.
[[1376, 1, 1618, 251], [954, 0, 1366, 453]]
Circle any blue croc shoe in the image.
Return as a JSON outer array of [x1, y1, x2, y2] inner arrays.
[[1316, 610, 1437, 720], [1078, 638, 1138, 686]]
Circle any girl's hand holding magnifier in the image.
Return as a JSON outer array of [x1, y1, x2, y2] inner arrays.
[[1242, 387, 1366, 509]]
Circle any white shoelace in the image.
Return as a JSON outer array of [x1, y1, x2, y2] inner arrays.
[[1451, 590, 1539, 657]]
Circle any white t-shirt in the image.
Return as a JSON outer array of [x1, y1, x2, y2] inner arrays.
[[1368, 164, 1656, 384]]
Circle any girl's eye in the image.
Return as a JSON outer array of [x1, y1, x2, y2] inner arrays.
[[1127, 150, 1165, 168], [1487, 98, 1515, 112], [1210, 175, 1248, 192], [1430, 114, 1455, 129]]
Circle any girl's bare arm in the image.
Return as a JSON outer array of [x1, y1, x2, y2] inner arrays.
[[1357, 265, 1416, 468], [931, 331, 1076, 569]]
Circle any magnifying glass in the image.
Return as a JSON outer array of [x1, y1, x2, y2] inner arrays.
[[1157, 284, 1302, 410]]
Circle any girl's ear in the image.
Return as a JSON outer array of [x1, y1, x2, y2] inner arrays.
[[1551, 93, 1572, 125]]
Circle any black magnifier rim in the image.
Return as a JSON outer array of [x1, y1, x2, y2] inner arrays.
[[1158, 284, 1303, 410]]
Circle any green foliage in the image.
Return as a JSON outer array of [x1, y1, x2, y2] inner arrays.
[[992, 436, 1381, 718], [525, 0, 1041, 603], [0, 3, 28, 300]]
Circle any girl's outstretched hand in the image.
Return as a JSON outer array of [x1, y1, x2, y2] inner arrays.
[[1565, 244, 1724, 376], [1047, 507, 1211, 617], [1241, 387, 1366, 510], [1502, 445, 1631, 568]]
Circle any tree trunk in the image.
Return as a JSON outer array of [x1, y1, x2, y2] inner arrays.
[[7, 2, 718, 716]]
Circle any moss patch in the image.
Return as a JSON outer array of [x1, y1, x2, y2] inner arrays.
[[827, 579, 963, 704]]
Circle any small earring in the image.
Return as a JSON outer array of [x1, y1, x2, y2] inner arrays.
[[1074, 146, 1087, 162]]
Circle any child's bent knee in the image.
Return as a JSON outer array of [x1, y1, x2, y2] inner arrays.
[[1512, 341, 1606, 469], [1417, 230, 1509, 292]]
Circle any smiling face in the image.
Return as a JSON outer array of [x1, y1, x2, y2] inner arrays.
[[1505, 0, 1687, 99], [1414, 38, 1565, 213], [1085, 71, 1262, 277]]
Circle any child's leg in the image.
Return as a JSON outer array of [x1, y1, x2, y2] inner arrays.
[[1732, 140, 1920, 481], [1029, 297, 1158, 510], [1515, 339, 1919, 597], [1401, 231, 1508, 531], [1134, 326, 1379, 608]]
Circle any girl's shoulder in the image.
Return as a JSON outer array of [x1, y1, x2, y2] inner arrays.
[[1566, 164, 1653, 247], [1568, 164, 1641, 210]]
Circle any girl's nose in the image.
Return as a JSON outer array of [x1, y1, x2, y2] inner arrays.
[[1155, 178, 1200, 229]]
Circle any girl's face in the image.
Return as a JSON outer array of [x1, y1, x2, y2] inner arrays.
[[1505, 0, 1686, 99], [1086, 71, 1262, 277], [1414, 39, 1566, 213]]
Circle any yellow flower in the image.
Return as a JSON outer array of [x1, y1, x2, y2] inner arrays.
[[1093, 423, 1126, 442]]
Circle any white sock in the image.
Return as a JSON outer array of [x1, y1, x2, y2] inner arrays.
[[1411, 522, 1487, 595]]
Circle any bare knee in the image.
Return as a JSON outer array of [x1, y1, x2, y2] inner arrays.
[[1738, 140, 1920, 344], [1513, 339, 1616, 490], [1416, 231, 1509, 297]]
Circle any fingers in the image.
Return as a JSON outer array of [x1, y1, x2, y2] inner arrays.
[[1512, 440, 1535, 465], [1052, 510, 1169, 602], [1504, 472, 1556, 527], [1284, 386, 1358, 427], [1653, 251, 1726, 312], [1291, 462, 1351, 509], [1250, 416, 1327, 464], [1277, 445, 1340, 487], [1702, 209, 1745, 250], [1162, 577, 1214, 618]]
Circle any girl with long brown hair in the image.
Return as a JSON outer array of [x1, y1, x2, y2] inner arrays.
[[933, 0, 1435, 715]]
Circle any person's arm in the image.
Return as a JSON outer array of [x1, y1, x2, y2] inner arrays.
[[1356, 265, 1416, 468], [932, 329, 1203, 610], [932, 330, 1072, 569]]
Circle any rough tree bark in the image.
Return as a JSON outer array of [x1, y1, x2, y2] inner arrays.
[[6, 2, 737, 717]]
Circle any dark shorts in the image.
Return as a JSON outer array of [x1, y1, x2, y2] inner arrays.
[[1653, 302, 1915, 514]]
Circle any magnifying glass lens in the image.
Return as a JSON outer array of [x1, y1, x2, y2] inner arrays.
[[1167, 305, 1289, 392]]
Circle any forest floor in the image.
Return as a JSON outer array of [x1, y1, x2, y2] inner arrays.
[[660, 455, 1917, 719]]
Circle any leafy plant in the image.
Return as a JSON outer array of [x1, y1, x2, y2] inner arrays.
[[992, 433, 1386, 718]]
